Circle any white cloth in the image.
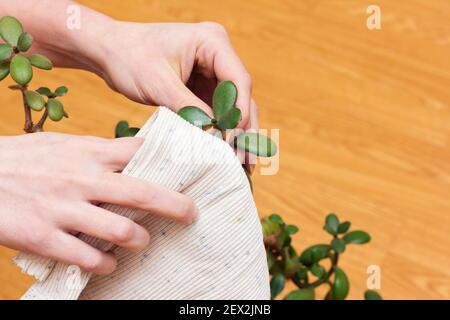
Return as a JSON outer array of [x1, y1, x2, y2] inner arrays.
[[14, 107, 270, 300]]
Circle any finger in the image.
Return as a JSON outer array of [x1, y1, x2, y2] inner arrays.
[[62, 204, 150, 252], [88, 173, 198, 224], [36, 231, 117, 275], [156, 68, 214, 118], [212, 42, 252, 129], [99, 137, 144, 171]]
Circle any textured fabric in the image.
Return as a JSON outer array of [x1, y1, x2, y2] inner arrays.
[[14, 107, 270, 300]]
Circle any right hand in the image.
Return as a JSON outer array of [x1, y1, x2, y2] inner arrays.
[[0, 133, 197, 275]]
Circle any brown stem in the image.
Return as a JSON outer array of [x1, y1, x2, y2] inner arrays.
[[20, 85, 34, 133], [32, 109, 48, 132]]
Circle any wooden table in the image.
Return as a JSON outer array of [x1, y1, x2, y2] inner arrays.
[[0, 0, 449, 299]]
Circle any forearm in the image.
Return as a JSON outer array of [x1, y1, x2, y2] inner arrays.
[[0, 0, 112, 74]]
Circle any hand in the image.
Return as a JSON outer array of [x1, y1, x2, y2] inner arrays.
[[0, 133, 197, 275], [95, 21, 256, 130]]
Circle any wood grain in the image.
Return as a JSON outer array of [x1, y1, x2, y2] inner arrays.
[[0, 0, 449, 299]]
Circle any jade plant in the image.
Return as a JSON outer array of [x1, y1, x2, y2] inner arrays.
[[116, 80, 277, 159], [262, 213, 382, 300], [0, 16, 68, 133], [116, 80, 278, 189]]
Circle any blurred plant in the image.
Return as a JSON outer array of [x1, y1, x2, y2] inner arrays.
[[262, 213, 382, 300], [0, 16, 68, 133]]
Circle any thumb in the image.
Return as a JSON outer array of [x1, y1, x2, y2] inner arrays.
[[160, 76, 213, 118]]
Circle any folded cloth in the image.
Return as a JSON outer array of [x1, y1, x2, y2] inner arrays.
[[14, 107, 270, 300]]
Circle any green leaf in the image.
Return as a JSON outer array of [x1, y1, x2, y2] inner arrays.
[[115, 120, 129, 138], [266, 249, 276, 271], [0, 16, 23, 46], [268, 214, 283, 225], [338, 221, 351, 234], [286, 224, 299, 235], [212, 80, 237, 119], [261, 218, 280, 237], [324, 213, 339, 236], [293, 268, 308, 282], [364, 290, 382, 300], [47, 98, 65, 121], [0, 60, 9, 81], [25, 90, 45, 111], [331, 238, 346, 253], [10, 54, 32, 85], [343, 230, 371, 245], [216, 107, 241, 130], [54, 86, 68, 97], [0, 43, 12, 60], [299, 244, 330, 266], [234, 132, 277, 157], [17, 32, 33, 52], [123, 127, 140, 137], [287, 245, 297, 258], [276, 229, 291, 248], [270, 273, 285, 299], [284, 288, 315, 300], [311, 264, 326, 278], [177, 106, 212, 128], [36, 87, 53, 97], [63, 110, 69, 118], [332, 267, 349, 300], [28, 54, 53, 70]]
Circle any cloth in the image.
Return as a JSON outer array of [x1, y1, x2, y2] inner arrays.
[[14, 107, 270, 300]]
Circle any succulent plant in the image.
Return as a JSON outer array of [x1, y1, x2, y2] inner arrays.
[[0, 15, 68, 133]]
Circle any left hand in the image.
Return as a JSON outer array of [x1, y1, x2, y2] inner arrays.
[[93, 21, 255, 130]]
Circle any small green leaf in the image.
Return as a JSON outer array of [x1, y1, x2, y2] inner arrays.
[[28, 54, 53, 70], [216, 107, 241, 130], [299, 244, 330, 266], [234, 132, 277, 157], [268, 214, 283, 225], [25, 90, 45, 111], [338, 221, 351, 234], [343, 230, 371, 245], [284, 288, 315, 300], [311, 264, 326, 278], [8, 84, 21, 90], [324, 213, 339, 236], [286, 225, 299, 234], [17, 32, 33, 52], [0, 43, 12, 60], [115, 120, 129, 138], [10, 54, 32, 85], [293, 268, 308, 282], [212, 80, 237, 119], [47, 98, 65, 121], [266, 249, 276, 271], [261, 218, 280, 237], [332, 267, 349, 300], [177, 106, 212, 128], [270, 273, 285, 299], [0, 16, 23, 46], [331, 238, 346, 253], [54, 86, 68, 97], [36, 87, 53, 97], [364, 290, 382, 300], [0, 60, 9, 81], [63, 110, 69, 118], [276, 230, 291, 248], [287, 245, 297, 258], [123, 127, 139, 137]]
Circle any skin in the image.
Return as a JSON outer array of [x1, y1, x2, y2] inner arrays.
[[0, 0, 257, 274]]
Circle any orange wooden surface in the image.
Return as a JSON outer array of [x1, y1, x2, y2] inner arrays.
[[0, 0, 449, 299]]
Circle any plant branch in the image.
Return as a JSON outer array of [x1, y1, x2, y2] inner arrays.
[[32, 109, 48, 132], [20, 85, 34, 133]]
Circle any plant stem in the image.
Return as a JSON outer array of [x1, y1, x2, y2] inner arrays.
[[20, 85, 34, 133], [33, 109, 48, 132]]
